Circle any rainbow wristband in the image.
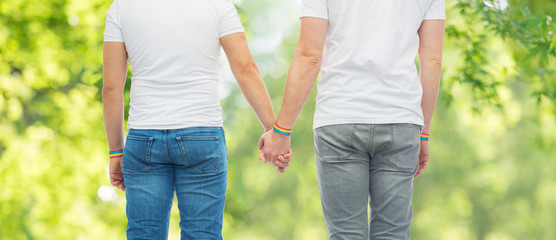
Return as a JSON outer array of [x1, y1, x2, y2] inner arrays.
[[273, 124, 292, 136], [420, 133, 430, 141], [109, 150, 123, 158]]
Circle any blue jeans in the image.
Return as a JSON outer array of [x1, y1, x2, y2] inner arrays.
[[314, 124, 421, 240], [122, 127, 228, 240]]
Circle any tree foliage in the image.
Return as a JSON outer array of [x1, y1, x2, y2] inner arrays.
[[0, 0, 555, 239]]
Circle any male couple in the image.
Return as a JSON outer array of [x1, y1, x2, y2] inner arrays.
[[102, 0, 445, 239]]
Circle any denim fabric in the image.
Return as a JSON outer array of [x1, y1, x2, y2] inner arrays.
[[314, 124, 421, 240], [122, 127, 228, 240]]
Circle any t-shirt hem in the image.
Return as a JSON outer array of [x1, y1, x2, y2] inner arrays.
[[219, 28, 245, 38], [300, 14, 329, 20], [313, 119, 424, 130], [128, 123, 223, 130], [104, 37, 124, 42], [423, 16, 446, 20]]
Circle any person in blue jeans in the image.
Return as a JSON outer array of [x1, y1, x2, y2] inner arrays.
[[102, 0, 290, 239]]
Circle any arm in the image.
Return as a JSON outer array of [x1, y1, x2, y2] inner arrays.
[[220, 33, 275, 131], [260, 17, 328, 166], [102, 42, 128, 191], [415, 19, 445, 178]]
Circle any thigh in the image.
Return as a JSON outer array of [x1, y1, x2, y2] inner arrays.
[[123, 129, 175, 240], [369, 124, 420, 240], [314, 125, 370, 240], [172, 127, 228, 240]]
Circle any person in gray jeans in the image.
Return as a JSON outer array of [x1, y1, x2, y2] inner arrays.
[[259, 0, 445, 239]]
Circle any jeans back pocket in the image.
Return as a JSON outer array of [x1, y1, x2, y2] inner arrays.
[[123, 135, 154, 173], [176, 136, 221, 174], [314, 124, 355, 161], [383, 124, 420, 172]]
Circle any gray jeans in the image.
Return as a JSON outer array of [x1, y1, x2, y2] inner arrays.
[[314, 124, 421, 240]]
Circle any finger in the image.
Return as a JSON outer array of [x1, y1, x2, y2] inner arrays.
[[276, 156, 290, 167], [414, 171, 423, 179], [263, 150, 274, 164], [111, 179, 124, 191], [115, 182, 123, 191], [268, 156, 279, 166], [259, 151, 267, 163], [283, 149, 293, 159], [278, 155, 291, 164], [413, 167, 420, 178], [277, 167, 286, 173], [274, 159, 289, 168], [119, 181, 126, 191], [421, 160, 428, 170], [414, 163, 425, 179]]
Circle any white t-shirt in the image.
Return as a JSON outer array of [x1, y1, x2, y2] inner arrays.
[[104, 0, 244, 129], [302, 0, 445, 129]]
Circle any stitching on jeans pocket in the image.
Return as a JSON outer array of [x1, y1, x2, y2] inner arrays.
[[176, 136, 221, 174], [122, 135, 153, 173], [314, 125, 355, 161], [383, 125, 419, 171]]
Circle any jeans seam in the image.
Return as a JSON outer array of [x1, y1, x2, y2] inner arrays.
[[176, 136, 190, 167], [368, 125, 375, 155], [163, 130, 171, 163], [383, 125, 419, 171], [146, 138, 152, 166], [176, 136, 221, 174], [192, 137, 221, 174], [122, 136, 153, 173]]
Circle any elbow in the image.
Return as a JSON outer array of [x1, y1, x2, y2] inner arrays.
[[235, 61, 259, 78], [430, 58, 442, 66], [421, 57, 442, 68], [102, 85, 115, 94], [102, 84, 122, 99], [419, 50, 443, 67], [307, 55, 322, 67], [300, 50, 323, 68]]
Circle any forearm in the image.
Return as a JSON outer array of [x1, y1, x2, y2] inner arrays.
[[417, 19, 445, 134], [102, 42, 128, 151], [419, 61, 442, 133], [102, 89, 125, 151], [275, 53, 321, 129], [235, 64, 275, 131]]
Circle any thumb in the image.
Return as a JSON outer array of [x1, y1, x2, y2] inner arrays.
[[259, 151, 267, 163], [258, 135, 265, 151]]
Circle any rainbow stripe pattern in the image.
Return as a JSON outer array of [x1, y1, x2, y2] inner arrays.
[[109, 149, 124, 158], [273, 124, 292, 136], [420, 133, 429, 141]]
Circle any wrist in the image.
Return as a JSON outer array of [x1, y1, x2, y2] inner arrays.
[[420, 133, 429, 141], [270, 131, 291, 145], [264, 122, 274, 132], [273, 123, 292, 137], [109, 149, 124, 158]]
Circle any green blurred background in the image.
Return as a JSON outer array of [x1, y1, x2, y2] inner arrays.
[[1, 0, 555, 239]]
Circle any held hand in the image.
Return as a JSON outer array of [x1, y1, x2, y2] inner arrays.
[[274, 149, 293, 173], [262, 130, 291, 163], [414, 140, 429, 179], [109, 157, 126, 191], [258, 130, 292, 173], [259, 149, 293, 173]]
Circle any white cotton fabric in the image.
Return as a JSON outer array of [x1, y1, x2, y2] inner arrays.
[[104, 0, 244, 129], [301, 0, 445, 129]]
